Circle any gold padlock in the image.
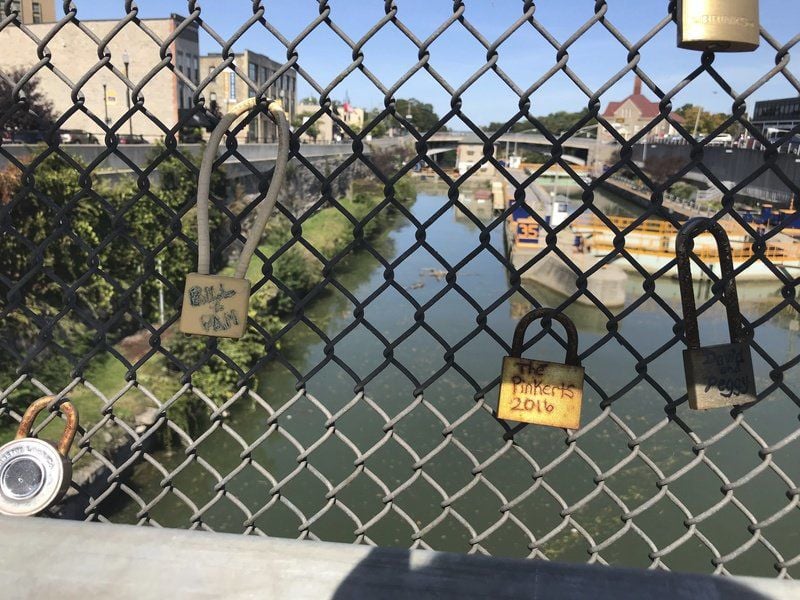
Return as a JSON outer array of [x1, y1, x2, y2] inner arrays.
[[180, 97, 290, 339], [676, 217, 757, 410], [0, 396, 78, 516], [677, 0, 759, 52], [497, 308, 584, 430]]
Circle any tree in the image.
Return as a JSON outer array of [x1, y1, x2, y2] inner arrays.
[[0, 67, 55, 132], [675, 104, 739, 136], [395, 98, 441, 133], [487, 109, 596, 136]]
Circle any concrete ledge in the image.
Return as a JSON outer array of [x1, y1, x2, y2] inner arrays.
[[0, 517, 796, 599]]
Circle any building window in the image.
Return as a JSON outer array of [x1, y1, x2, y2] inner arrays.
[[32, 2, 42, 22], [194, 56, 199, 82], [229, 71, 236, 101]]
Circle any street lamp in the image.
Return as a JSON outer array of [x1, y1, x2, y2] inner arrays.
[[123, 50, 133, 136], [102, 83, 109, 124], [405, 98, 415, 120]]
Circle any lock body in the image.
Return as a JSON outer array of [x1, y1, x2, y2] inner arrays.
[[180, 273, 251, 338], [683, 342, 756, 410], [0, 438, 72, 516], [677, 0, 759, 52], [498, 357, 584, 429]]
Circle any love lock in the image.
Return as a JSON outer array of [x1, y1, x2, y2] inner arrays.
[[676, 217, 757, 410], [497, 308, 584, 430], [0, 396, 78, 516], [180, 97, 290, 339]]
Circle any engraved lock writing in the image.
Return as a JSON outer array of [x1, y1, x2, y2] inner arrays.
[[677, 0, 760, 52], [497, 308, 584, 430], [0, 396, 78, 517], [180, 273, 251, 338], [676, 218, 757, 410]]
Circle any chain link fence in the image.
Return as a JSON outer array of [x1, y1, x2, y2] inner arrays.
[[1, 0, 799, 579]]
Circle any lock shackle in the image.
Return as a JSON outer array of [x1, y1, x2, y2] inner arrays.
[[511, 308, 580, 366], [15, 396, 78, 457], [676, 217, 746, 350]]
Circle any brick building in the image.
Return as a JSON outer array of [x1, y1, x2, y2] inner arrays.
[[600, 78, 684, 142], [296, 98, 364, 143], [200, 50, 296, 143], [0, 13, 199, 142]]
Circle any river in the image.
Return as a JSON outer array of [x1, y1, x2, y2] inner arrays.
[[112, 182, 800, 577]]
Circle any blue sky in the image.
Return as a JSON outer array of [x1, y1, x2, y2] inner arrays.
[[73, 1, 799, 126]]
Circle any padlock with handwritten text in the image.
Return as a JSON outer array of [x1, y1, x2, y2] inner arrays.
[[677, 0, 759, 52], [677, 218, 756, 410], [180, 98, 290, 339], [0, 397, 78, 516], [180, 273, 250, 338], [497, 308, 584, 429]]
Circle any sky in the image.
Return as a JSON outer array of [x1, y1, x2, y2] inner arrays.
[[70, 1, 800, 126]]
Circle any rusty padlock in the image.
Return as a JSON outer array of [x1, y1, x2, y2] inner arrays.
[[0, 396, 78, 516], [677, 0, 760, 52], [497, 308, 584, 429], [677, 218, 756, 410]]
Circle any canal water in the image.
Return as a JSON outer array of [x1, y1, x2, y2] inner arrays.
[[114, 183, 800, 577]]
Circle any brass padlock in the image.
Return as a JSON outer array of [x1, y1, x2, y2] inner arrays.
[[677, 0, 759, 52], [180, 97, 290, 339], [0, 396, 78, 516], [497, 308, 584, 429], [677, 218, 757, 410]]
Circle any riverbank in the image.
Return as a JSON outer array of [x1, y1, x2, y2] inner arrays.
[[1, 177, 417, 515]]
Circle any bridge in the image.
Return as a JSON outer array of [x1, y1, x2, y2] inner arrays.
[[427, 131, 615, 165]]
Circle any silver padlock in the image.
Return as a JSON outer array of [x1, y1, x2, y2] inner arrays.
[[0, 396, 78, 516], [676, 218, 757, 410]]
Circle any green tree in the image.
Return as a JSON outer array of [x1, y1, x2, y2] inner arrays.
[[675, 104, 739, 136], [0, 67, 55, 133], [395, 98, 441, 132], [487, 108, 596, 136]]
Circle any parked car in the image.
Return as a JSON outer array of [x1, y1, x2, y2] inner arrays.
[[118, 133, 147, 144], [708, 133, 733, 145], [58, 129, 99, 144], [9, 129, 48, 143]]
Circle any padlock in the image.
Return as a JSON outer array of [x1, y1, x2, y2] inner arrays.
[[180, 97, 290, 339], [179, 273, 251, 338], [0, 396, 78, 516], [677, 0, 759, 52], [497, 308, 584, 429], [677, 217, 757, 410]]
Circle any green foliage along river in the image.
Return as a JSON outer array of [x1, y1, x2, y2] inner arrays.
[[109, 184, 800, 577]]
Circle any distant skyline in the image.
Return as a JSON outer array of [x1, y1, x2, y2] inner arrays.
[[55, 1, 800, 125]]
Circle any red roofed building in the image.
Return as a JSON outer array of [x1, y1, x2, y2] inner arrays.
[[600, 77, 684, 142]]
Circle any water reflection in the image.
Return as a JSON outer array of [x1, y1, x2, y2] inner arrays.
[[109, 186, 800, 577]]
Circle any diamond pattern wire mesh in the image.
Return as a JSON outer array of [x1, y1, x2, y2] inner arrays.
[[1, 0, 800, 579]]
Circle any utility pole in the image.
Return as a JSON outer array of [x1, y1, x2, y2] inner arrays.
[[692, 106, 703, 138]]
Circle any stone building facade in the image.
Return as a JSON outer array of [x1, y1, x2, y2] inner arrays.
[[200, 50, 296, 144], [296, 100, 365, 143], [0, 13, 199, 142], [8, 0, 55, 24]]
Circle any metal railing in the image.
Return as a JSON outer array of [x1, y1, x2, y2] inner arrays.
[[1, 0, 799, 580]]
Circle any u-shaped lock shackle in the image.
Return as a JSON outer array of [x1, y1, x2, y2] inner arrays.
[[675, 217, 748, 349], [0, 396, 79, 516], [15, 396, 78, 457], [510, 307, 580, 366], [498, 307, 584, 430], [675, 217, 756, 410]]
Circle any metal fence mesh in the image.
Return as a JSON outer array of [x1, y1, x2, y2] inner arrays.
[[1, 0, 800, 579]]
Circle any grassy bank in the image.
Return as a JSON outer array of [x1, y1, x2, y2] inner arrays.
[[0, 177, 416, 448]]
